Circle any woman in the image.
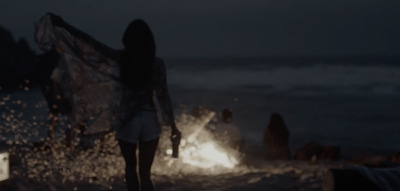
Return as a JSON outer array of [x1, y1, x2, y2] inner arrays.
[[263, 113, 290, 160], [117, 19, 181, 191], [36, 14, 179, 189]]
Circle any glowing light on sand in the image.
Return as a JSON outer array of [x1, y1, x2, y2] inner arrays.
[[160, 111, 240, 172], [181, 142, 238, 169], [165, 139, 239, 169]]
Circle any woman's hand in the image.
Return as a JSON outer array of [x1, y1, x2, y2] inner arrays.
[[170, 123, 181, 138], [170, 123, 181, 158]]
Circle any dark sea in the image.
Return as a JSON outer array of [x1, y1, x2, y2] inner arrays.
[[165, 57, 400, 158], [1, 57, 400, 158]]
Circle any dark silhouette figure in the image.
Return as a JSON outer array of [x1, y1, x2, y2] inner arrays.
[[221, 108, 232, 123], [117, 19, 181, 191], [263, 113, 290, 160], [214, 108, 244, 151], [190, 106, 209, 119]]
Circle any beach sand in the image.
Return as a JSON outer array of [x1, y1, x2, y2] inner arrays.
[[1, 139, 349, 191]]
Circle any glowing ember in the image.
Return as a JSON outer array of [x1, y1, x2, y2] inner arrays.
[[180, 142, 238, 169], [165, 139, 239, 169], [155, 110, 241, 174]]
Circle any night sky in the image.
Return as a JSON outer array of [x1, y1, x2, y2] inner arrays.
[[1, 0, 400, 57]]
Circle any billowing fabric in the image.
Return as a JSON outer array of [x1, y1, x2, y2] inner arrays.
[[35, 13, 175, 136]]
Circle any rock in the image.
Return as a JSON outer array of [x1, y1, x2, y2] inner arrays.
[[263, 113, 290, 160], [294, 142, 322, 161], [323, 168, 382, 191], [353, 153, 400, 167], [294, 142, 340, 161], [353, 154, 387, 166], [320, 146, 341, 161], [0, 26, 36, 89], [390, 151, 400, 164]]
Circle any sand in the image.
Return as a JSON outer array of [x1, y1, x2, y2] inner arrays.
[[1, 139, 348, 191]]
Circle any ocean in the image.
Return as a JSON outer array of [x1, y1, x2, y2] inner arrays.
[[164, 58, 400, 156]]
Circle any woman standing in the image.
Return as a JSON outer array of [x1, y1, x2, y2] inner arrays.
[[263, 113, 290, 160], [117, 19, 181, 191]]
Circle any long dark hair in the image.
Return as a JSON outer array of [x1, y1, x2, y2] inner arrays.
[[120, 19, 156, 89], [264, 113, 289, 146]]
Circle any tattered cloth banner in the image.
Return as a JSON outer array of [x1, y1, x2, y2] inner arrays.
[[34, 13, 122, 134]]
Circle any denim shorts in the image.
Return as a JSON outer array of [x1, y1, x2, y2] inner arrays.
[[115, 108, 161, 144]]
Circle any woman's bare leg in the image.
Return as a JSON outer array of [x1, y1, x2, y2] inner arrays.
[[119, 140, 139, 191], [139, 137, 159, 191]]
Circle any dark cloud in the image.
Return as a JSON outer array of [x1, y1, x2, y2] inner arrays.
[[1, 0, 400, 57]]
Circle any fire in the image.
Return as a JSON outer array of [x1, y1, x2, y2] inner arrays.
[[181, 142, 238, 169], [165, 136, 239, 169], [158, 110, 240, 173]]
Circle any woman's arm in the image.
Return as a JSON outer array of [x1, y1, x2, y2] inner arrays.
[[155, 59, 180, 134], [155, 59, 181, 157]]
